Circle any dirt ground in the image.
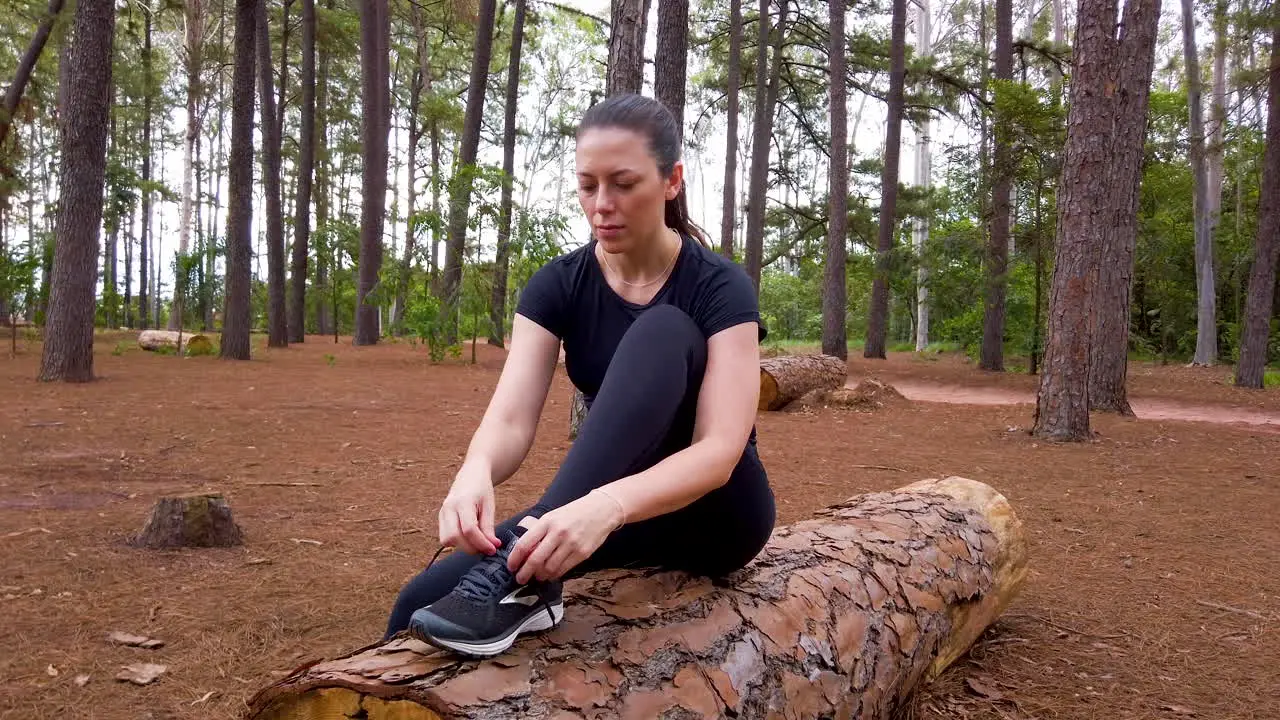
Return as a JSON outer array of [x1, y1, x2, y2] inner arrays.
[[2, 333, 1277, 719]]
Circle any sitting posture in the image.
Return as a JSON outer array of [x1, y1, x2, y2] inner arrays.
[[383, 93, 775, 658]]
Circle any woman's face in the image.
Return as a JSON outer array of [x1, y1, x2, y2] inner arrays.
[[575, 126, 681, 253]]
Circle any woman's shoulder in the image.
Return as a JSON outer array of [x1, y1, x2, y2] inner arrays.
[[679, 236, 755, 291]]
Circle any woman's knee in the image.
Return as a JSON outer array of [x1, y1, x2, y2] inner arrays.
[[618, 305, 706, 371]]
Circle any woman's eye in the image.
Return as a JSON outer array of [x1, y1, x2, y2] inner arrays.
[[579, 185, 596, 194]]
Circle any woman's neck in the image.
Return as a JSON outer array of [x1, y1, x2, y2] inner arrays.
[[599, 227, 681, 284]]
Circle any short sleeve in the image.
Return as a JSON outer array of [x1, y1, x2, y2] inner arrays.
[[694, 262, 768, 341], [515, 261, 569, 338]]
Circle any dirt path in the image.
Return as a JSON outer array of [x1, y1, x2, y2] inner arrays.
[[852, 378, 1280, 432]]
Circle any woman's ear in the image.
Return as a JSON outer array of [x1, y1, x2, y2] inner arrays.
[[664, 160, 684, 201]]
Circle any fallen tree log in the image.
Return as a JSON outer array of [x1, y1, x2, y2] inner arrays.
[[246, 476, 1028, 720], [137, 329, 214, 355], [759, 353, 848, 410]]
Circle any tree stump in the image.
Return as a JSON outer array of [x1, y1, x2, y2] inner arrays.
[[137, 329, 214, 356], [129, 493, 244, 548], [245, 476, 1028, 720], [759, 353, 848, 410]]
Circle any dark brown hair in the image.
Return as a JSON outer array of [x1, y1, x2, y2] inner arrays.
[[576, 93, 710, 247]]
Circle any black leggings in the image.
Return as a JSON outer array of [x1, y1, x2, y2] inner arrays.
[[383, 305, 776, 638]]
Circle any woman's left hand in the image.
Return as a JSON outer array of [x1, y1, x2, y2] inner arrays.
[[507, 491, 624, 584]]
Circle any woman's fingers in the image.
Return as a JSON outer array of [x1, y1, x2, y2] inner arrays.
[[541, 541, 579, 582], [438, 504, 460, 548], [507, 520, 547, 580], [516, 527, 560, 584], [480, 493, 500, 549]]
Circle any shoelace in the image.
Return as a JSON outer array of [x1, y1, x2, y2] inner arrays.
[[419, 542, 559, 628]]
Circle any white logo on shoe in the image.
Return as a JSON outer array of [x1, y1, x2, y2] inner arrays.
[[499, 587, 540, 606]]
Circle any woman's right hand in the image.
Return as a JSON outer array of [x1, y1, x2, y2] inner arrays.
[[437, 467, 501, 555]]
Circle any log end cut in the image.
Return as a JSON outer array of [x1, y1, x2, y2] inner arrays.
[[759, 353, 848, 410], [246, 476, 1028, 720], [137, 329, 215, 356], [129, 493, 244, 549]]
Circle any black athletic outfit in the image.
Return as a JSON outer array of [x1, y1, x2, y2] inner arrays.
[[384, 233, 775, 642]]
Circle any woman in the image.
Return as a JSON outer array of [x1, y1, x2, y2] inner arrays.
[[384, 94, 775, 658]]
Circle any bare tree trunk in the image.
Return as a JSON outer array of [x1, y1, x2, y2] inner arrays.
[[1234, 18, 1280, 388], [606, 0, 650, 96], [39, 0, 114, 382], [0, 0, 66, 152], [428, 117, 440, 286], [1182, 0, 1216, 365], [981, 0, 1013, 371], [864, 0, 907, 359], [822, 0, 848, 359], [654, 0, 688, 141], [913, 0, 932, 351], [1034, 0, 1161, 439], [173, 0, 203, 329], [489, 0, 526, 348], [257, 0, 288, 347], [220, 0, 258, 360], [354, 0, 390, 345], [313, 0, 332, 336], [718, 0, 742, 259], [138, 1, 153, 330], [289, 0, 315, 342], [743, 0, 786, 292], [441, 0, 497, 343]]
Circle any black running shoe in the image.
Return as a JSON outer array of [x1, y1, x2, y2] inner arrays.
[[408, 527, 563, 658]]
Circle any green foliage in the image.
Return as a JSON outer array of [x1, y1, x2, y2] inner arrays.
[[403, 287, 459, 362], [0, 243, 40, 324]]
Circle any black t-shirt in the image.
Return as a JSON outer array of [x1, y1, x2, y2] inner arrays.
[[515, 232, 767, 402]]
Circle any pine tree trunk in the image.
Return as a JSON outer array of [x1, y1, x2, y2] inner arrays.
[[38, 0, 114, 382], [138, 2, 153, 330], [313, 0, 332, 336], [654, 0, 688, 140], [822, 0, 848, 360], [719, 0, 742, 259], [1183, 0, 1216, 366], [981, 0, 1013, 372], [1234, 19, 1280, 388], [606, 0, 650, 96], [913, 0, 932, 352], [1086, 0, 1160, 415], [743, 0, 785, 292], [246, 476, 1028, 720], [488, 0, 526, 348], [289, 0, 315, 342], [258, 0, 289, 348], [428, 117, 440, 286], [1034, 0, 1160, 439], [173, 0, 203, 330], [220, 0, 258, 361], [864, 0, 907, 359], [441, 0, 497, 343], [354, 0, 390, 345]]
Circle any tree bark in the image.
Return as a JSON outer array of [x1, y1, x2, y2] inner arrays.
[[0, 0, 66, 152], [138, 2, 153, 330], [654, 0, 688, 141], [38, 0, 114, 382], [759, 353, 847, 410], [719, 0, 743, 259], [313, 0, 332, 336], [822, 0, 848, 359], [173, 0, 203, 330], [257, 0, 288, 348], [743, 0, 786, 292], [1085, 0, 1160, 415], [441, 0, 497, 343], [220, 0, 258, 361], [981, 0, 1013, 372], [1183, 0, 1216, 366], [393, 2, 430, 336], [355, 0, 391, 345], [913, 0, 932, 352], [606, 0, 650, 96], [489, 0, 527, 348], [246, 476, 1028, 720], [864, 0, 907, 359], [1034, 0, 1161, 438], [1234, 19, 1280, 388], [289, 0, 316, 342]]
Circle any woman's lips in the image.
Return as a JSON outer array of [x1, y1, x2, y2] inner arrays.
[[595, 224, 624, 240]]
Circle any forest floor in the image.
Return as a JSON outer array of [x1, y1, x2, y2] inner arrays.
[[2, 331, 1277, 719]]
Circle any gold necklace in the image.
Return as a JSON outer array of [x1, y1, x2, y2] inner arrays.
[[600, 232, 680, 288]]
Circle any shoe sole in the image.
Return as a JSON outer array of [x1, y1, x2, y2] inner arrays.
[[413, 602, 564, 658]]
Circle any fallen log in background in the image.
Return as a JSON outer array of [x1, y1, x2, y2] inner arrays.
[[137, 329, 214, 355], [759, 353, 848, 410], [246, 476, 1028, 720]]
